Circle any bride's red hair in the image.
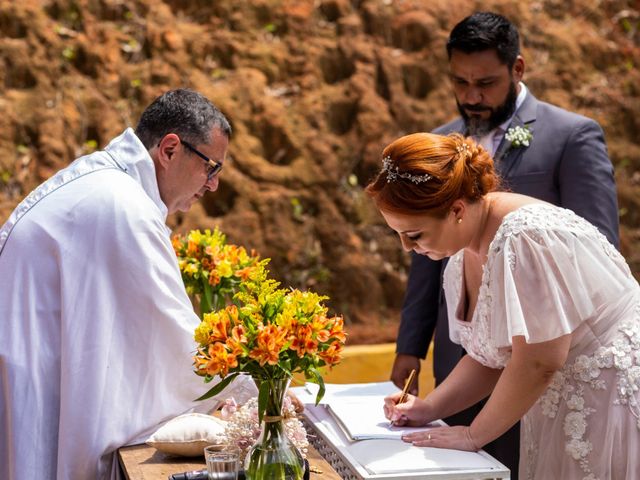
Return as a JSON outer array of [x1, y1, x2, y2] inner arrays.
[[365, 133, 499, 217]]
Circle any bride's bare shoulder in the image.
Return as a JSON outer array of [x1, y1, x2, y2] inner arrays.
[[488, 192, 549, 217]]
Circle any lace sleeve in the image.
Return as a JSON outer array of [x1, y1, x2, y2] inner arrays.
[[486, 207, 631, 348]]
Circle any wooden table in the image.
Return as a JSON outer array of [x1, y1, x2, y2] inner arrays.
[[118, 443, 342, 480]]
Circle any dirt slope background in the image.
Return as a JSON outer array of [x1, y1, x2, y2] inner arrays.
[[1, 0, 639, 344]]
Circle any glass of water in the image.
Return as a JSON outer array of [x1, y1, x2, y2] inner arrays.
[[204, 446, 239, 480]]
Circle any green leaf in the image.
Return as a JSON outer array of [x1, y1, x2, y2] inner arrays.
[[201, 280, 213, 316], [308, 368, 325, 405], [194, 373, 239, 401], [257, 379, 269, 423]]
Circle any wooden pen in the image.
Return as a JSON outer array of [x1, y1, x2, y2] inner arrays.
[[390, 368, 417, 426], [398, 368, 417, 404]]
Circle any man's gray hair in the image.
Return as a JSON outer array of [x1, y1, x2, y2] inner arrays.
[[135, 89, 232, 149]]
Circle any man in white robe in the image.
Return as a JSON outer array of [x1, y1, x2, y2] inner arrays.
[[0, 89, 253, 479]]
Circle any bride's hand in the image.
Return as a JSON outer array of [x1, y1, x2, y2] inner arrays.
[[402, 425, 479, 451], [383, 392, 432, 427]]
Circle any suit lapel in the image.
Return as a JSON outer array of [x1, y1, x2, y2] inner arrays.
[[495, 92, 538, 178]]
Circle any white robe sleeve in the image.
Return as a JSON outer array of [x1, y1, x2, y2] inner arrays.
[[487, 226, 630, 348]]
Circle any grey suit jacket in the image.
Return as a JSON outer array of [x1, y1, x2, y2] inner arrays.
[[397, 92, 620, 383]]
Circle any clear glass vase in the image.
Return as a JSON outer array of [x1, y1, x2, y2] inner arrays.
[[245, 377, 305, 480]]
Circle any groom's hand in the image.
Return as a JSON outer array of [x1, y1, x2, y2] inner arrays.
[[391, 354, 420, 395]]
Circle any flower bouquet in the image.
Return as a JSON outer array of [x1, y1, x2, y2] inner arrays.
[[172, 228, 267, 316], [192, 274, 346, 479]]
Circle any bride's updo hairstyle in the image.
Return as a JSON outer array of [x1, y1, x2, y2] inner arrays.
[[365, 132, 498, 217]]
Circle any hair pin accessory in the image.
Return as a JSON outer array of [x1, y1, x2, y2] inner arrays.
[[382, 156, 432, 184], [456, 143, 470, 155]]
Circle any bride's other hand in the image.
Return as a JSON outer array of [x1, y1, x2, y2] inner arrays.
[[402, 425, 479, 451]]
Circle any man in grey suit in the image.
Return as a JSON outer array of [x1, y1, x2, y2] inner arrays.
[[389, 12, 619, 478]]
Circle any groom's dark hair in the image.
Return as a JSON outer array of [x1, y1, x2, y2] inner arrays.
[[446, 12, 520, 69]]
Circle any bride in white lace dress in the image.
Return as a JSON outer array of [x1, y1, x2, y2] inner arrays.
[[367, 132, 640, 479]]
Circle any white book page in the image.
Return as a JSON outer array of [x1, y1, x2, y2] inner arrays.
[[325, 399, 434, 440], [349, 439, 500, 474], [291, 381, 398, 405]]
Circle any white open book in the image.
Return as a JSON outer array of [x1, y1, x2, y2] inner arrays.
[[291, 381, 439, 440], [324, 398, 437, 441], [294, 382, 510, 478]]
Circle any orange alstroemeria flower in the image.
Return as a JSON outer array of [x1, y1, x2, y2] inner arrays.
[[328, 316, 346, 342], [289, 325, 318, 357], [319, 341, 343, 366], [226, 245, 242, 264], [208, 270, 221, 286], [209, 342, 238, 376], [310, 315, 331, 343], [171, 237, 182, 253], [235, 266, 254, 281], [249, 324, 287, 366], [187, 240, 199, 257], [206, 311, 231, 343], [194, 343, 237, 377], [226, 324, 248, 356]]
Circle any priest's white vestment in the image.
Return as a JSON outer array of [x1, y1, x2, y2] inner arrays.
[[0, 129, 252, 479]]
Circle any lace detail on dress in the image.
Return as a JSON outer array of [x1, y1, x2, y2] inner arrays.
[[536, 316, 640, 478], [490, 204, 623, 272], [448, 252, 512, 369]]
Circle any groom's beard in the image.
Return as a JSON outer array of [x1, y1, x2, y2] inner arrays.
[[457, 81, 518, 137]]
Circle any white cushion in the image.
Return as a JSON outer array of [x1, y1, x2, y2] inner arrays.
[[146, 413, 228, 457]]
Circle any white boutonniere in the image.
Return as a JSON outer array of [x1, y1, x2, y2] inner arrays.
[[505, 125, 533, 148]]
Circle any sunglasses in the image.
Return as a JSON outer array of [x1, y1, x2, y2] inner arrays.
[[181, 139, 223, 181]]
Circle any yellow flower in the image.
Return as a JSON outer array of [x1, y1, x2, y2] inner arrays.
[[188, 230, 203, 244], [276, 309, 298, 333], [216, 260, 233, 278], [194, 321, 210, 345], [185, 263, 199, 275]]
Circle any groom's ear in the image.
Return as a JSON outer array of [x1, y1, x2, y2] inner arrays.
[[512, 55, 525, 82]]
